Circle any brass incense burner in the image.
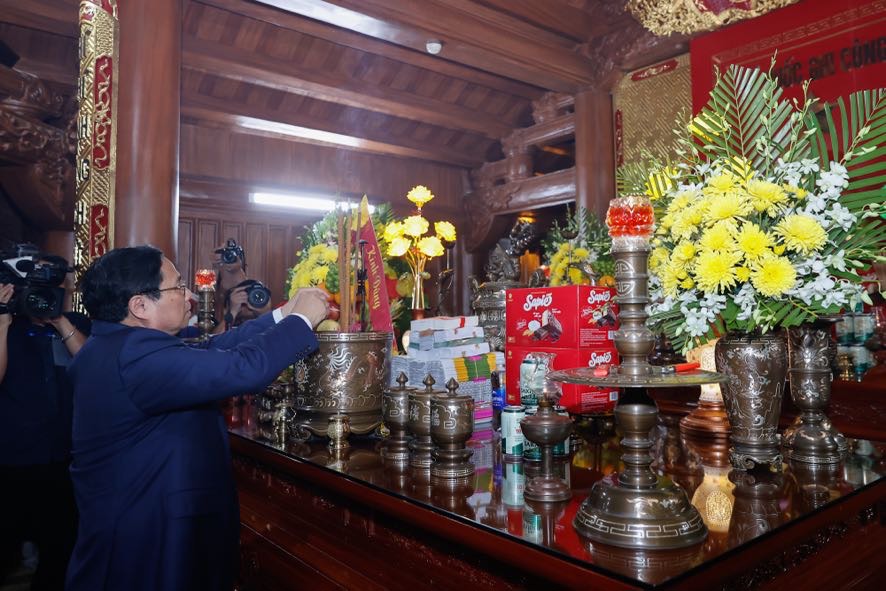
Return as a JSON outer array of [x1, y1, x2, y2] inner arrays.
[[290, 331, 392, 440], [382, 372, 414, 464], [430, 378, 475, 480], [408, 375, 443, 469], [520, 396, 572, 502]]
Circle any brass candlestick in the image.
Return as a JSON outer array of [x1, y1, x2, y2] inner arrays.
[[548, 197, 723, 550], [430, 378, 475, 480], [194, 268, 217, 342], [408, 375, 443, 469], [520, 397, 572, 502], [382, 372, 414, 464]]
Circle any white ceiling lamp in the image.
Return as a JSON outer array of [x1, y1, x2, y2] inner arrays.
[[251, 192, 374, 213], [425, 39, 443, 55]]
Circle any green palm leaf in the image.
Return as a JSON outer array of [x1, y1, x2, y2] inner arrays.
[[692, 66, 796, 174], [806, 88, 886, 214]]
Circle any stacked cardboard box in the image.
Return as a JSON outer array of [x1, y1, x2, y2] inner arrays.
[[505, 286, 619, 412]]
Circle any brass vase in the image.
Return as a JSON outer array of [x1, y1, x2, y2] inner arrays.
[[715, 331, 788, 470], [291, 331, 392, 440], [782, 321, 847, 464], [520, 397, 573, 502]]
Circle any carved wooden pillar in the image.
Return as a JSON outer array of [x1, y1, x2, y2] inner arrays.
[[574, 90, 615, 219], [114, 0, 181, 259]]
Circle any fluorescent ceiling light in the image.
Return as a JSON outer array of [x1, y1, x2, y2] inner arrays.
[[251, 192, 374, 213]]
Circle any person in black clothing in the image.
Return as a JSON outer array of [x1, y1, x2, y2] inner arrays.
[[212, 240, 272, 332], [0, 256, 90, 591]]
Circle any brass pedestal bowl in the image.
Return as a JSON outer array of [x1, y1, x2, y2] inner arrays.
[[290, 331, 392, 440]]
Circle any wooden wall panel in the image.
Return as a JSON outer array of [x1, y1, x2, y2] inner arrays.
[[177, 218, 194, 288], [267, 225, 290, 300]]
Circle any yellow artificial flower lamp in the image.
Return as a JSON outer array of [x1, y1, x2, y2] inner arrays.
[[385, 185, 456, 318]]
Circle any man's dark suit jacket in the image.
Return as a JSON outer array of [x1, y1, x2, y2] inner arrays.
[[65, 313, 317, 591]]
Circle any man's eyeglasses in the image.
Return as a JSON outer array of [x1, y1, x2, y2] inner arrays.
[[142, 282, 188, 297]]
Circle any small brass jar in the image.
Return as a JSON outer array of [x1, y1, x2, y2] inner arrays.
[[408, 375, 443, 468], [382, 372, 414, 464], [430, 378, 475, 479]]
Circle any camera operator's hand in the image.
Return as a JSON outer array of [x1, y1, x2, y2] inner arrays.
[[0, 283, 13, 330], [282, 287, 329, 329], [228, 286, 250, 321]]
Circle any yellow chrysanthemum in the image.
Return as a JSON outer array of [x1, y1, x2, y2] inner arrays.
[[751, 256, 797, 296], [670, 207, 704, 241], [704, 191, 752, 223], [434, 221, 457, 242], [402, 215, 429, 238], [648, 247, 670, 272], [694, 250, 741, 293], [736, 267, 751, 282], [775, 214, 828, 254], [783, 184, 807, 199], [673, 241, 697, 264], [699, 222, 737, 252], [383, 221, 405, 242], [680, 278, 695, 290], [747, 180, 789, 216], [417, 235, 444, 258], [736, 223, 774, 262], [387, 236, 411, 257], [573, 247, 590, 259], [704, 172, 740, 195], [406, 185, 434, 208], [667, 191, 698, 214], [659, 262, 683, 296], [310, 266, 329, 284]]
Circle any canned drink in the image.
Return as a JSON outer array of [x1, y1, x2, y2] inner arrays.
[[852, 314, 875, 344], [834, 315, 854, 345], [523, 406, 540, 461], [522, 508, 542, 543], [501, 405, 526, 457], [554, 406, 571, 457], [502, 460, 525, 507], [850, 344, 872, 373]]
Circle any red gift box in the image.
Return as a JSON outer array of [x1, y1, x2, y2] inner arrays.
[[505, 286, 618, 349], [505, 345, 619, 413]]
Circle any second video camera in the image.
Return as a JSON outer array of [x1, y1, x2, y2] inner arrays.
[[0, 244, 70, 318]]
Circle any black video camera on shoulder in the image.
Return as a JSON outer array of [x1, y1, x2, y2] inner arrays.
[[0, 244, 70, 318]]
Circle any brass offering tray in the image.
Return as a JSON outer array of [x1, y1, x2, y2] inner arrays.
[[548, 367, 726, 388]]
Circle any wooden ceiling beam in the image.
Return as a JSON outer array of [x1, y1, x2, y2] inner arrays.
[[183, 37, 512, 138], [182, 96, 482, 167], [196, 0, 544, 101], [443, 0, 595, 43], [0, 1, 78, 38], [184, 88, 489, 165], [254, 0, 593, 91]]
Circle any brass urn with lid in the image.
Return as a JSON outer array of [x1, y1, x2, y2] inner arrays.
[[382, 372, 414, 464], [408, 374, 443, 469], [430, 378, 475, 479]]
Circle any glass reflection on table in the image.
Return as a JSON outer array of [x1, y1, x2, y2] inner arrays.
[[229, 403, 885, 587]]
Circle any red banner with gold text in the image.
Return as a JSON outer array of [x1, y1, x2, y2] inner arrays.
[[691, 0, 886, 112], [356, 197, 393, 334]]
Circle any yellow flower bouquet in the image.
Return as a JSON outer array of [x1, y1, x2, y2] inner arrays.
[[643, 63, 885, 353]]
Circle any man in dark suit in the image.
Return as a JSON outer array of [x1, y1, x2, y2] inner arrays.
[[65, 246, 327, 591]]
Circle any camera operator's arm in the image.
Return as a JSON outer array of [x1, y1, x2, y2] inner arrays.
[[0, 283, 13, 382], [48, 313, 86, 355]]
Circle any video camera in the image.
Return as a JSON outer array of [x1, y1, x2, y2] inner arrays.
[[215, 239, 246, 266], [0, 244, 70, 318]]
